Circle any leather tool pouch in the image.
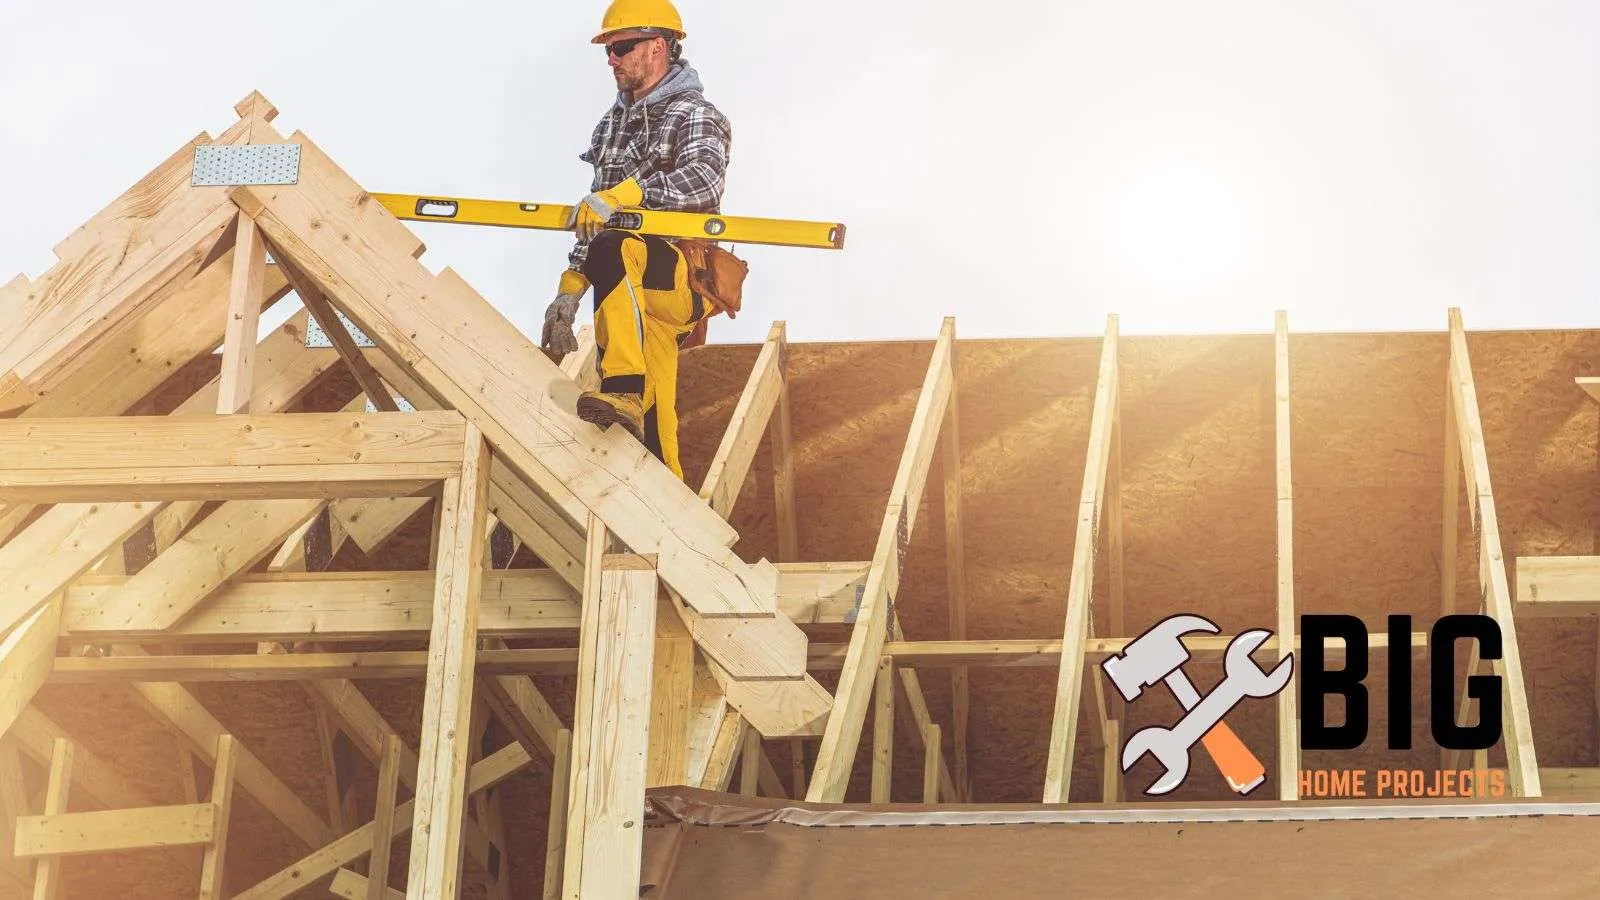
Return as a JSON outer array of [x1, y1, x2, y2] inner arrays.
[[677, 239, 749, 351]]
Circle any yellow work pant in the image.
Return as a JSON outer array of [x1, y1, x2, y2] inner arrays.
[[580, 229, 707, 479]]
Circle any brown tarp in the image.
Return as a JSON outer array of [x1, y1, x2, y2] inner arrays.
[[641, 788, 1600, 898]]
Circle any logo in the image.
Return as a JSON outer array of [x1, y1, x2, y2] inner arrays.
[[1105, 613, 1507, 798], [1103, 614, 1293, 797]]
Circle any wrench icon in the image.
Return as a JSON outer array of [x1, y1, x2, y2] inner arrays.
[[1120, 629, 1294, 795]]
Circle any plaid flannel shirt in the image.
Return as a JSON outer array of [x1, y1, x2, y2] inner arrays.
[[568, 61, 732, 270]]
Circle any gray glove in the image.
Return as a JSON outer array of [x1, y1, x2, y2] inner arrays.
[[541, 292, 583, 363]]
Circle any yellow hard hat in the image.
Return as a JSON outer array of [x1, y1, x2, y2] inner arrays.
[[592, 0, 686, 43]]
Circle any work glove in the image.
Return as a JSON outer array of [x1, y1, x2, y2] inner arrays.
[[541, 269, 589, 363], [568, 177, 644, 242]]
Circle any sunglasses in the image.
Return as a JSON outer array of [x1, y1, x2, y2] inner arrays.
[[604, 36, 658, 59]]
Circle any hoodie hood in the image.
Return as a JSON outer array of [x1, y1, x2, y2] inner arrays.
[[614, 60, 704, 111]]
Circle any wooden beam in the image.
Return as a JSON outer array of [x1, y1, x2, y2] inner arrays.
[[30, 739, 71, 899], [0, 600, 61, 739], [562, 520, 659, 899], [367, 734, 402, 900], [739, 729, 762, 796], [698, 325, 784, 518], [216, 214, 268, 413], [478, 638, 563, 767], [940, 359, 969, 802], [769, 322, 800, 563], [0, 412, 464, 502], [1515, 556, 1600, 615], [235, 741, 533, 900], [407, 425, 492, 900], [922, 723, 942, 803], [197, 734, 239, 900], [1274, 311, 1299, 800], [808, 318, 955, 802], [542, 729, 572, 900], [1043, 315, 1119, 804], [62, 563, 865, 643], [274, 248, 401, 412], [871, 657, 894, 803], [1446, 308, 1540, 797], [699, 711, 746, 792], [648, 598, 695, 787], [331, 869, 403, 900], [16, 803, 217, 858]]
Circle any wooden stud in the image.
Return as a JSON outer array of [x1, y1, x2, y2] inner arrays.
[[940, 373, 969, 802], [770, 322, 800, 563], [739, 728, 761, 797], [407, 425, 492, 899], [699, 712, 746, 793], [561, 521, 659, 900], [542, 729, 572, 900], [198, 734, 239, 900], [216, 214, 268, 414], [31, 739, 72, 900], [922, 724, 941, 803], [1445, 309, 1540, 797], [698, 322, 785, 518], [1043, 315, 1119, 804], [269, 245, 400, 412], [648, 597, 695, 787], [367, 735, 402, 900], [871, 657, 894, 803], [809, 318, 955, 802], [1274, 311, 1299, 800], [0, 599, 61, 740]]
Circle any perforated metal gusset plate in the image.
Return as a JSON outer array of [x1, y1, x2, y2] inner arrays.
[[304, 310, 376, 349], [191, 144, 301, 186], [366, 396, 416, 413]]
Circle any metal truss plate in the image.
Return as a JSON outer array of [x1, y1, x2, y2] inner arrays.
[[304, 310, 376, 349], [191, 144, 301, 186], [366, 396, 416, 414]]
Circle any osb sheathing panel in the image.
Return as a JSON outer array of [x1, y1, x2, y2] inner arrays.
[[23, 328, 1600, 898]]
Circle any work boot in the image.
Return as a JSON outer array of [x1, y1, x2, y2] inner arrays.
[[576, 391, 646, 442]]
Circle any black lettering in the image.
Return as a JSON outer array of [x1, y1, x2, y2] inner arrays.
[[1300, 614, 1369, 749], [1430, 615, 1502, 750]]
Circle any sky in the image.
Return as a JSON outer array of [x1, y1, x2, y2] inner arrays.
[[0, 1, 1597, 342]]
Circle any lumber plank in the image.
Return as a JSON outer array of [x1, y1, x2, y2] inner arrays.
[[1274, 311, 1299, 800], [331, 869, 403, 900], [271, 245, 400, 412], [769, 322, 800, 563], [1446, 308, 1540, 797], [699, 711, 746, 792], [216, 214, 268, 413], [562, 529, 659, 899], [303, 680, 420, 790], [0, 738, 28, 889], [871, 657, 894, 803], [479, 638, 563, 766], [923, 723, 942, 803], [808, 318, 954, 802], [367, 735, 402, 900], [406, 426, 492, 900], [233, 741, 533, 899], [543, 729, 573, 900], [61, 564, 867, 643], [197, 734, 239, 899], [698, 328, 784, 517], [16, 803, 216, 858], [940, 361, 969, 801], [648, 597, 696, 786], [0, 600, 61, 740], [234, 134, 798, 649], [1042, 315, 1119, 804], [1515, 556, 1600, 615], [30, 739, 72, 899]]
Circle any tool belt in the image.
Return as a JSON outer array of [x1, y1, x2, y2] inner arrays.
[[677, 239, 748, 351]]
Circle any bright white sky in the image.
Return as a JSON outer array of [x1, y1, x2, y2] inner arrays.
[[1, 1, 1596, 341]]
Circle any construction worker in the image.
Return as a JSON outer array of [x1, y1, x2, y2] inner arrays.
[[540, 0, 732, 480]]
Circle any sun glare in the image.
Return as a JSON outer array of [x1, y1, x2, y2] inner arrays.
[[1117, 168, 1242, 286]]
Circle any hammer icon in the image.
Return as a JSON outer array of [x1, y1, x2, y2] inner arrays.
[[1102, 614, 1279, 795]]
